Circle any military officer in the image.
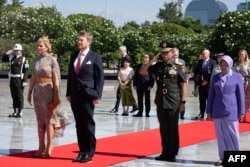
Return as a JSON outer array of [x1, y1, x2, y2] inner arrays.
[[8, 44, 29, 118], [140, 45, 187, 162]]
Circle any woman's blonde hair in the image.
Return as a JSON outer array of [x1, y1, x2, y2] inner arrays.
[[238, 49, 249, 63], [36, 36, 52, 53]]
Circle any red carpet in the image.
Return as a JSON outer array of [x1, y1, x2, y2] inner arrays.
[[1, 120, 250, 167]]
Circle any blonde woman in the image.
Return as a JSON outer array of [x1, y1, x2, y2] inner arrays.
[[27, 36, 62, 157], [233, 49, 250, 123]]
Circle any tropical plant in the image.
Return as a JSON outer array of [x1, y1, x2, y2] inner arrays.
[[209, 11, 250, 59]]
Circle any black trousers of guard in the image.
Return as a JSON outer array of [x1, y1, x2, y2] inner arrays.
[[10, 77, 24, 109], [157, 107, 179, 156]]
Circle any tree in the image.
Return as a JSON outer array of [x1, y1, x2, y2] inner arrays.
[[0, 6, 77, 71], [175, 17, 205, 34], [156, 2, 182, 23], [8, 0, 23, 6], [0, 0, 7, 8], [209, 11, 250, 59], [122, 21, 140, 30], [150, 22, 194, 38]]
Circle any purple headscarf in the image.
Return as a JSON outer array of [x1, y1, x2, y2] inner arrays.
[[219, 55, 233, 90], [219, 55, 233, 75]]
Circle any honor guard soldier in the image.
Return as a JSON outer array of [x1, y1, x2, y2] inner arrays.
[[8, 44, 29, 118], [140, 44, 187, 162]]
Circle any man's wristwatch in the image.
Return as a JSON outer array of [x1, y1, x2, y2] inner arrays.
[[181, 100, 186, 104]]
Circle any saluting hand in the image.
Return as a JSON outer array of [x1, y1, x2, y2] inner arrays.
[[153, 52, 161, 62]]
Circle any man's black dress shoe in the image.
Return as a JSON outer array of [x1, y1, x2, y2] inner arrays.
[[192, 114, 204, 120], [73, 153, 92, 163], [109, 108, 118, 113], [146, 114, 150, 117], [79, 154, 92, 163], [15, 114, 21, 118], [133, 114, 142, 117], [155, 154, 176, 162], [8, 113, 16, 117], [72, 153, 84, 162], [129, 107, 138, 113], [214, 160, 223, 166], [121, 112, 128, 116], [155, 154, 168, 161]]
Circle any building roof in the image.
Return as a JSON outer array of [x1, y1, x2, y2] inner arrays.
[[184, 0, 228, 26]]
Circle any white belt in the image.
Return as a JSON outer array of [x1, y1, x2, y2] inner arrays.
[[11, 74, 21, 77]]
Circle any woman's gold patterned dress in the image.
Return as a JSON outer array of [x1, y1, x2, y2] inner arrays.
[[32, 54, 64, 136]]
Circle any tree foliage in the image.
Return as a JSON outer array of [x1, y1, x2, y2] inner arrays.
[[150, 22, 194, 39], [1, 4, 247, 73], [208, 11, 250, 59], [8, 0, 24, 7], [0, 0, 7, 8], [175, 17, 205, 34], [156, 2, 182, 23]]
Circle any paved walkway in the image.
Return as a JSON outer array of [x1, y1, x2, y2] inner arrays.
[[0, 79, 249, 167]]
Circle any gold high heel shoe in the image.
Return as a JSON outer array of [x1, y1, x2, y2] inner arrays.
[[43, 147, 53, 157], [34, 149, 45, 157]]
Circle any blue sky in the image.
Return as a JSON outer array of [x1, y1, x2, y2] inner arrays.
[[20, 0, 244, 27]]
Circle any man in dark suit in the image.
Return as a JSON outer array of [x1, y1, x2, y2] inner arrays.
[[109, 46, 138, 113], [133, 53, 154, 117], [66, 30, 104, 163], [193, 49, 216, 120], [172, 48, 188, 120]]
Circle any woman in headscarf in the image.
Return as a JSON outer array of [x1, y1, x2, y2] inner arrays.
[[206, 55, 245, 166]]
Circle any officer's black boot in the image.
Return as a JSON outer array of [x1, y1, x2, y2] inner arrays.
[[15, 108, 22, 118], [9, 108, 17, 117]]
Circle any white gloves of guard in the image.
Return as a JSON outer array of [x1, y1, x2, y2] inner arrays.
[[22, 82, 27, 87]]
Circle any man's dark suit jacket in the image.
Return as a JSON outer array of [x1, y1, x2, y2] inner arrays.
[[66, 50, 104, 101], [133, 63, 154, 88], [194, 58, 216, 86]]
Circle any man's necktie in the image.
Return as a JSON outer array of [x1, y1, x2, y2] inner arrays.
[[76, 52, 84, 74], [203, 60, 207, 70]]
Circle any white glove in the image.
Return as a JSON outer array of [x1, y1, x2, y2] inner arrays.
[[22, 82, 27, 87]]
